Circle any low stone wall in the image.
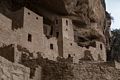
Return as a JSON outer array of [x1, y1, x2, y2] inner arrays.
[[72, 62, 120, 80], [0, 56, 30, 80], [38, 58, 120, 80]]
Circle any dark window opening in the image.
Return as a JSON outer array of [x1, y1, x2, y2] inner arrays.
[[66, 29, 68, 31], [100, 44, 102, 50], [50, 44, 53, 50], [103, 31, 104, 34], [56, 32, 59, 38], [66, 20, 68, 26], [70, 43, 72, 46], [50, 26, 53, 35], [28, 12, 30, 15], [76, 1, 80, 6], [56, 20, 58, 24], [36, 17, 38, 20], [28, 34, 32, 42], [86, 46, 89, 49], [68, 54, 71, 58]]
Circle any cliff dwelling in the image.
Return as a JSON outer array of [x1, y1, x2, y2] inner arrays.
[[0, 0, 119, 80]]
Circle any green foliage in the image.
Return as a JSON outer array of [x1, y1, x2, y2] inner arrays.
[[112, 29, 120, 36], [111, 29, 120, 61]]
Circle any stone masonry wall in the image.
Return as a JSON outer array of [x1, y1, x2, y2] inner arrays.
[[38, 59, 120, 80], [72, 62, 119, 80], [0, 13, 15, 45], [63, 38, 106, 63], [16, 7, 44, 53], [0, 56, 30, 80], [43, 37, 59, 61]]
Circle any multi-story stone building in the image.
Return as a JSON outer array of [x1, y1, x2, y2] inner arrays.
[[0, 7, 107, 63]]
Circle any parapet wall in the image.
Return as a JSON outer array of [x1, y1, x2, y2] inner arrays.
[[0, 56, 30, 80]]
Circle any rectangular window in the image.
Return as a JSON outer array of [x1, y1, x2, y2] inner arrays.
[[50, 26, 53, 35], [28, 34, 32, 42], [100, 44, 102, 50], [50, 44, 53, 50], [56, 32, 59, 38], [66, 20, 68, 26], [56, 20, 58, 24]]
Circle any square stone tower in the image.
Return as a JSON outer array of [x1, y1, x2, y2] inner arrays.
[[55, 17, 74, 58], [55, 17, 107, 63], [12, 7, 44, 53]]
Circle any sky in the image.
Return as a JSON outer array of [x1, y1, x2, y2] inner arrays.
[[106, 0, 120, 29]]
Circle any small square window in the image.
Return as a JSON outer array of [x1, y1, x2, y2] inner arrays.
[[28, 12, 30, 15], [36, 17, 38, 20], [66, 29, 68, 31], [68, 54, 71, 58], [28, 34, 32, 42], [50, 44, 53, 50]]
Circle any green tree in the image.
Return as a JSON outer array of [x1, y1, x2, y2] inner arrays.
[[111, 29, 120, 62]]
